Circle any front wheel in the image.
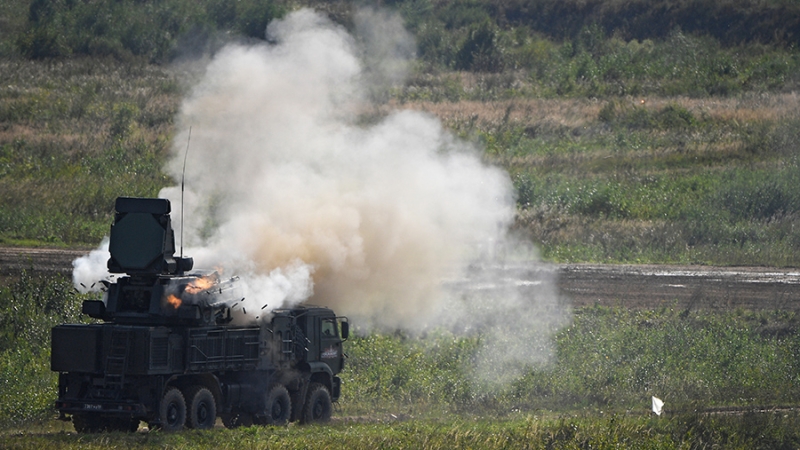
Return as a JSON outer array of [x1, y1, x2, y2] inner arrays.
[[301, 383, 332, 424], [159, 387, 187, 432]]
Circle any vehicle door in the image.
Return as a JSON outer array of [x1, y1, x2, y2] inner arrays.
[[318, 317, 343, 373]]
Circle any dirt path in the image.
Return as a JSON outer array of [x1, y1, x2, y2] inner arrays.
[[0, 247, 87, 282], [559, 263, 800, 311], [3, 247, 800, 311]]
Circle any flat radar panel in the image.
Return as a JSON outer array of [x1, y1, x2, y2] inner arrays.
[[109, 212, 166, 270]]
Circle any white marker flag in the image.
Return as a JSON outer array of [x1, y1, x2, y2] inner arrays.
[[652, 396, 664, 415]]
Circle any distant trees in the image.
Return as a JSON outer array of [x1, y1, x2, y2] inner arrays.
[[17, 0, 284, 62], [14, 0, 800, 68]]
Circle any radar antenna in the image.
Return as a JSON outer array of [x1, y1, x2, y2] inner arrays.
[[180, 126, 191, 259]]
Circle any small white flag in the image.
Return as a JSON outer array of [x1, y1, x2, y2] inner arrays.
[[652, 396, 664, 415]]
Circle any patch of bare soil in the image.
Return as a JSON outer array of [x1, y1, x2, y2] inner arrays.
[[559, 264, 800, 311], [0, 247, 87, 284]]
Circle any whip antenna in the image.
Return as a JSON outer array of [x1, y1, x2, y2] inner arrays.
[[180, 126, 191, 259]]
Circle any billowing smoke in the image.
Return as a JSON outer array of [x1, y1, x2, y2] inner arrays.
[[72, 237, 115, 293], [73, 8, 570, 386], [162, 8, 516, 328]]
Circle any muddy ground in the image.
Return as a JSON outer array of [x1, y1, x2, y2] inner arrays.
[[2, 247, 800, 311]]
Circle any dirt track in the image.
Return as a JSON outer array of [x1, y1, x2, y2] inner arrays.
[[3, 247, 800, 311]]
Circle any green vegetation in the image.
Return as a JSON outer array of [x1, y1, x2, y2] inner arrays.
[[0, 58, 177, 246], [0, 273, 86, 427], [4, 413, 800, 449], [3, 0, 800, 446], [3, 273, 800, 445], [508, 101, 800, 265], [0, 1, 799, 264], [401, 33, 800, 100], [15, 0, 284, 62], [343, 306, 800, 415]]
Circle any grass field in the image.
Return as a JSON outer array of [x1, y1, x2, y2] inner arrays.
[[3, 57, 800, 266], [3, 273, 800, 447], [3, 0, 800, 446], [4, 412, 800, 449]]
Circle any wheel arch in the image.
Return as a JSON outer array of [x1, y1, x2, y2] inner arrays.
[[307, 362, 333, 391]]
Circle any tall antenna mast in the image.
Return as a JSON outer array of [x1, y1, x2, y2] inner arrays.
[[180, 126, 192, 259]]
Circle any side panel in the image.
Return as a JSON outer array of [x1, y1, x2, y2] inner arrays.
[[262, 315, 293, 369], [303, 315, 319, 362], [187, 327, 260, 372], [102, 326, 150, 375], [51, 325, 102, 373], [148, 327, 184, 374]]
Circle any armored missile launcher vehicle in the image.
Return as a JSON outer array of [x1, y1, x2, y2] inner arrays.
[[51, 197, 348, 432]]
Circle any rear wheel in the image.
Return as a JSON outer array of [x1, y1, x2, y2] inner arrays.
[[255, 384, 291, 426], [73, 414, 138, 433], [159, 387, 187, 432], [72, 413, 105, 433], [109, 417, 140, 432], [301, 383, 332, 424], [187, 386, 217, 429]]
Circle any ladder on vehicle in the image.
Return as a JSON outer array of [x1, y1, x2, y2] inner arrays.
[[105, 329, 131, 392], [280, 325, 294, 361]]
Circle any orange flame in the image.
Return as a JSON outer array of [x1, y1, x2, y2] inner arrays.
[[166, 294, 182, 309], [185, 273, 219, 294]]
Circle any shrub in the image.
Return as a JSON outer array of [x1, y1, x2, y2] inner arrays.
[[716, 171, 797, 221], [455, 20, 504, 72], [0, 272, 87, 427]]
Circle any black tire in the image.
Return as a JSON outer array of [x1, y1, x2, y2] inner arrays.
[[301, 383, 332, 424], [255, 384, 291, 426], [159, 387, 187, 432], [187, 386, 217, 429], [109, 417, 140, 432], [73, 414, 137, 433], [221, 410, 253, 429], [72, 413, 105, 433]]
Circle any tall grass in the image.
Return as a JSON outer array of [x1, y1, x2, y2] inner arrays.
[[0, 58, 177, 246], [2, 273, 800, 446], [0, 272, 86, 427], [5, 275, 800, 427], [341, 306, 800, 416], [3, 3, 800, 266], [5, 413, 800, 449], [405, 93, 800, 265], [399, 29, 800, 100]]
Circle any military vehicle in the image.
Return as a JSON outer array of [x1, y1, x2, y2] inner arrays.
[[51, 197, 349, 432]]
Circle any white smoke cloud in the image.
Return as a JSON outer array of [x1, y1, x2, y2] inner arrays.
[[160, 8, 520, 328], [72, 237, 114, 293], [73, 7, 570, 386], [354, 6, 416, 98]]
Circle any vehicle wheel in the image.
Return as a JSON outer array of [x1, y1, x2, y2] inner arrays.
[[72, 413, 105, 433], [186, 386, 217, 429], [107, 417, 140, 432], [159, 387, 187, 432], [255, 384, 291, 426], [301, 383, 332, 424], [222, 410, 253, 429]]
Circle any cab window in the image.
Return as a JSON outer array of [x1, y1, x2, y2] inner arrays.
[[321, 319, 337, 338]]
